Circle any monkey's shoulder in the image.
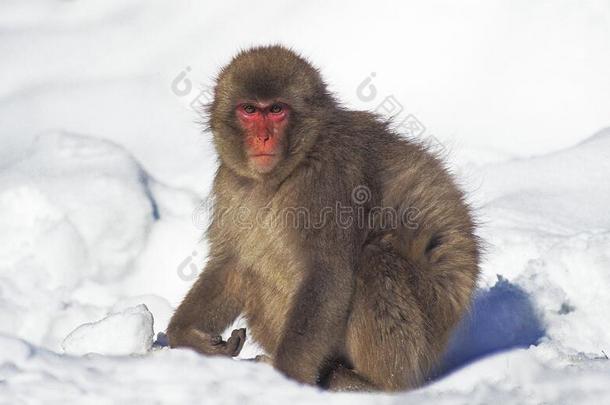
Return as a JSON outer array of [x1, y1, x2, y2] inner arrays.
[[313, 109, 445, 179]]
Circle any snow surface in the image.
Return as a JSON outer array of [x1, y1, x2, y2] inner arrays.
[[1, 1, 610, 404]]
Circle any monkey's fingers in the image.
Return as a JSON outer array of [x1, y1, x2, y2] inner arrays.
[[225, 328, 246, 357], [234, 328, 247, 355], [189, 330, 228, 355], [206, 333, 236, 356]]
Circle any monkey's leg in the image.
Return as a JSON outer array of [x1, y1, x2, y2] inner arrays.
[[324, 362, 378, 392], [341, 241, 436, 391], [167, 256, 246, 357], [272, 253, 353, 385]]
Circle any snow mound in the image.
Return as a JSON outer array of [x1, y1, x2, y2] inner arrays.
[[475, 127, 610, 234], [111, 294, 174, 336], [0, 131, 165, 350], [0, 130, 159, 283], [62, 304, 154, 356]]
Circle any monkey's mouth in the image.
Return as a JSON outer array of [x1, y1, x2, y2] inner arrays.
[[249, 153, 280, 173], [250, 153, 276, 157]]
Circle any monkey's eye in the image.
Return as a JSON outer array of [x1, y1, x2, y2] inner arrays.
[[269, 104, 283, 114], [243, 104, 256, 114]]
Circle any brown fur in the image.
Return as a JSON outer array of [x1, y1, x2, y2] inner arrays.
[[167, 45, 480, 391]]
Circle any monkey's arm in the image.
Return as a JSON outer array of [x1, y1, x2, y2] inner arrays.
[[167, 254, 246, 357], [274, 246, 353, 385]]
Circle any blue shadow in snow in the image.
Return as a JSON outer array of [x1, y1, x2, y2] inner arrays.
[[432, 275, 546, 379]]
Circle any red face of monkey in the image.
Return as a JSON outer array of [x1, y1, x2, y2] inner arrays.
[[235, 100, 290, 174]]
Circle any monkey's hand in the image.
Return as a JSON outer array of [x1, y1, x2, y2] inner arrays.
[[171, 327, 246, 357]]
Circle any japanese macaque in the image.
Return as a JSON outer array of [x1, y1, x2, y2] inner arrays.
[[167, 45, 480, 391]]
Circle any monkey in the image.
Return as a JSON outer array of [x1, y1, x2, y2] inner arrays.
[[167, 45, 480, 392]]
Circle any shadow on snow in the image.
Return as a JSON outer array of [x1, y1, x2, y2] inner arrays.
[[431, 275, 545, 380]]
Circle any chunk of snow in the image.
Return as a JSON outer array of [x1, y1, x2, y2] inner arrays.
[[62, 305, 154, 356], [111, 295, 173, 335]]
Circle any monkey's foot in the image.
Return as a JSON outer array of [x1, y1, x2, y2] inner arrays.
[[253, 354, 273, 364], [325, 364, 378, 392], [244, 354, 272, 364]]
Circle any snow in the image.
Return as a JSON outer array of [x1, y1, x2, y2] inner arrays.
[[62, 304, 154, 356], [1, 1, 610, 404]]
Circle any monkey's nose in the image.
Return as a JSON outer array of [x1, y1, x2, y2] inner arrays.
[[257, 133, 271, 142]]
